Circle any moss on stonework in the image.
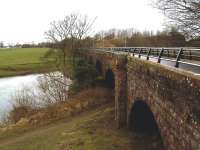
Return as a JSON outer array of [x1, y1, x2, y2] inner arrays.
[[127, 56, 200, 81], [127, 56, 200, 128], [127, 57, 200, 98]]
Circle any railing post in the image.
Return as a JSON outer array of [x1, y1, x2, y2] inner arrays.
[[125, 48, 128, 52], [158, 48, 164, 63], [147, 48, 152, 60], [167, 49, 169, 57], [175, 48, 183, 68], [133, 48, 136, 53], [138, 48, 142, 58], [128, 48, 131, 53], [132, 48, 136, 56]]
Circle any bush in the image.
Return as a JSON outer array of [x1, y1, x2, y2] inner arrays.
[[69, 58, 98, 92]]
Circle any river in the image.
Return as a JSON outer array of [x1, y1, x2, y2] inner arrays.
[[0, 74, 47, 122]]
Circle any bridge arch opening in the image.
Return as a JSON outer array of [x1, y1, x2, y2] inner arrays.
[[105, 69, 115, 89], [129, 100, 160, 135], [129, 100, 165, 149], [96, 60, 102, 75]]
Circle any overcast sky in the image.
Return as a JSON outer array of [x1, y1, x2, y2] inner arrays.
[[0, 0, 165, 44]]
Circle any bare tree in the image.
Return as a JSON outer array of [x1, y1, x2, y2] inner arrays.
[[45, 13, 96, 58], [37, 72, 72, 104], [45, 13, 96, 84], [155, 0, 200, 39]]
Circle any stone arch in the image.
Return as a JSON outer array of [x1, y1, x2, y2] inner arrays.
[[128, 100, 165, 149], [96, 60, 103, 75], [105, 69, 115, 89], [128, 100, 160, 133]]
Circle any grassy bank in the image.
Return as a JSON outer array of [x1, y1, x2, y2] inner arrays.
[[0, 105, 163, 150], [0, 88, 164, 150], [0, 48, 56, 77], [0, 104, 132, 150]]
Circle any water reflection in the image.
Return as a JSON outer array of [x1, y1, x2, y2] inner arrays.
[[0, 72, 71, 122], [0, 74, 42, 121]]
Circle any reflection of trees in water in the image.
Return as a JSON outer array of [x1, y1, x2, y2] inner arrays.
[[11, 72, 71, 109], [0, 72, 71, 124]]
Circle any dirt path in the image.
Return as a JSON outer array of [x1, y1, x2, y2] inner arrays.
[[0, 103, 164, 150]]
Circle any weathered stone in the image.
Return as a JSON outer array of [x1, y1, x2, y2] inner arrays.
[[84, 49, 200, 150]]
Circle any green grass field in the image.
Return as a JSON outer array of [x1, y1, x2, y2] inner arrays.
[[0, 48, 56, 77]]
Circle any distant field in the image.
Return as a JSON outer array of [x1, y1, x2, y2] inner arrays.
[[0, 48, 56, 77]]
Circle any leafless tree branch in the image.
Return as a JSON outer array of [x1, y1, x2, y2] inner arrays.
[[154, 0, 200, 39]]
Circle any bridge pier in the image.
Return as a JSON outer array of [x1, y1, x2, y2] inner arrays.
[[114, 56, 127, 128], [84, 49, 200, 150]]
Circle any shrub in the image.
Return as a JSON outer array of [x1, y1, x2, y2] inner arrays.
[[69, 58, 98, 92]]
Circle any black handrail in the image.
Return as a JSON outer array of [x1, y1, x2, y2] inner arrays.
[[94, 47, 200, 74], [175, 48, 183, 68]]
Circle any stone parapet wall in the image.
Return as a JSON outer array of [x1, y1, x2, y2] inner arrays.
[[127, 56, 200, 150], [84, 49, 200, 150]]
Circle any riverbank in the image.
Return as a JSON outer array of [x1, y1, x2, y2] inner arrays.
[[0, 48, 56, 78], [0, 88, 163, 150], [0, 103, 135, 150], [0, 88, 162, 150], [0, 86, 164, 150]]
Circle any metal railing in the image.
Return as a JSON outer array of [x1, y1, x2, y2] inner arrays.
[[95, 47, 200, 74]]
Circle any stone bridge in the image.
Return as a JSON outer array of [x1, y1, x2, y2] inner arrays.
[[83, 49, 200, 150]]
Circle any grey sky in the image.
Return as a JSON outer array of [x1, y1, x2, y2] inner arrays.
[[0, 0, 165, 44]]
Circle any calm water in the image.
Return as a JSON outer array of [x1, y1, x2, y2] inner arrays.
[[0, 74, 43, 122]]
